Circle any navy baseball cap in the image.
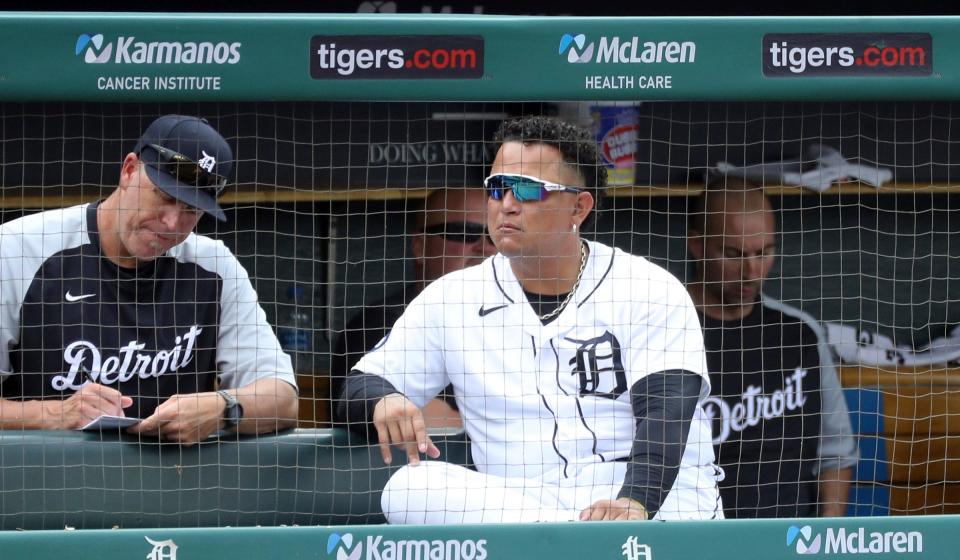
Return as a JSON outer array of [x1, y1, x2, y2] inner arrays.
[[133, 115, 233, 222]]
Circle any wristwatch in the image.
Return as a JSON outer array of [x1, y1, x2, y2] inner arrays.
[[217, 390, 244, 428]]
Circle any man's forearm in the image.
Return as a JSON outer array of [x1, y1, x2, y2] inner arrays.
[[338, 370, 400, 428], [818, 466, 853, 517], [618, 370, 702, 516], [0, 398, 55, 430], [229, 378, 299, 434]]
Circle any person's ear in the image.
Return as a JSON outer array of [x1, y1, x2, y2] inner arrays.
[[572, 191, 595, 228], [687, 229, 705, 260], [411, 232, 425, 260], [118, 153, 140, 190]]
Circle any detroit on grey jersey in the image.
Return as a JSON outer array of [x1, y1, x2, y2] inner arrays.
[[0, 203, 296, 418], [355, 240, 721, 517], [698, 294, 858, 518]]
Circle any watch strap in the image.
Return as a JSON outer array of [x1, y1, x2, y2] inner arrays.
[[217, 389, 242, 427]]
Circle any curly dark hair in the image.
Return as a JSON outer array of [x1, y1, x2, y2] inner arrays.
[[494, 115, 606, 230]]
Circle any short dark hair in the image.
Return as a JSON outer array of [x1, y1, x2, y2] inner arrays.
[[494, 115, 606, 230], [688, 174, 762, 236]]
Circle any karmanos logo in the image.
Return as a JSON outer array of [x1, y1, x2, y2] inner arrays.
[[75, 33, 241, 65], [558, 33, 695, 64], [328, 533, 362, 560], [326, 532, 488, 560], [786, 525, 923, 555], [76, 34, 112, 63]]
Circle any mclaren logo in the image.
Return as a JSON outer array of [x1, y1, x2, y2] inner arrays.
[[787, 525, 822, 555], [559, 33, 594, 63], [786, 525, 924, 555], [559, 33, 696, 64]]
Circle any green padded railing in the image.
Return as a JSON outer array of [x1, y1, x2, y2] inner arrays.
[[2, 431, 960, 560], [0, 428, 471, 530], [2, 515, 959, 560]]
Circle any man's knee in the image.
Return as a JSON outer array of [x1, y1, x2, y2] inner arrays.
[[381, 464, 434, 524], [385, 463, 434, 493]]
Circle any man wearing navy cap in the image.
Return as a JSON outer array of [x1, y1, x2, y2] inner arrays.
[[0, 115, 299, 443]]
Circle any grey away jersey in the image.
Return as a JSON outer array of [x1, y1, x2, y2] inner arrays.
[[355, 241, 718, 490], [0, 203, 296, 418]]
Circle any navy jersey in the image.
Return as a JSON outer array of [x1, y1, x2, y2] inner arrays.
[[0, 203, 297, 419], [700, 297, 823, 518]]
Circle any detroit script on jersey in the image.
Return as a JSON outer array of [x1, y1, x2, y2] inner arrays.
[[0, 202, 296, 419]]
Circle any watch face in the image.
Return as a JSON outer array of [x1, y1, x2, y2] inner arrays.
[[219, 390, 242, 426]]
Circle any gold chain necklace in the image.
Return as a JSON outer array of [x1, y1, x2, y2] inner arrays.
[[539, 241, 588, 323]]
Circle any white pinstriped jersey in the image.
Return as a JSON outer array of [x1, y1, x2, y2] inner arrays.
[[356, 240, 718, 489]]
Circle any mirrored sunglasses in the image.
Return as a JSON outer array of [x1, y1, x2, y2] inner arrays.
[[483, 173, 583, 202], [144, 143, 228, 197], [421, 221, 491, 245]]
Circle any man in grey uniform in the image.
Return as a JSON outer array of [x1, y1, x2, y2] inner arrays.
[[0, 115, 298, 443], [687, 178, 858, 517]]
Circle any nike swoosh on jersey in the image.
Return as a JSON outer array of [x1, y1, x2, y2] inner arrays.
[[478, 304, 508, 317], [65, 291, 96, 302]]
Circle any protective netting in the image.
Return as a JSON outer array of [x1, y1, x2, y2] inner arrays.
[[0, 101, 956, 530]]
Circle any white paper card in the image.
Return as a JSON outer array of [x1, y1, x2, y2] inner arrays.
[[79, 415, 141, 431]]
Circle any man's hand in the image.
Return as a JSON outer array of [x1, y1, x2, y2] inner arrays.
[[580, 498, 649, 521], [129, 392, 224, 445], [48, 383, 134, 429], [372, 393, 441, 466]]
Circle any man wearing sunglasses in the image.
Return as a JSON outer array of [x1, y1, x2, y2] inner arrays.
[[331, 187, 495, 427], [341, 116, 723, 523], [413, 188, 496, 289], [0, 114, 298, 444]]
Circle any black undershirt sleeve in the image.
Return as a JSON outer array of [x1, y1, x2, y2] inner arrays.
[[617, 369, 703, 517], [336, 369, 401, 432]]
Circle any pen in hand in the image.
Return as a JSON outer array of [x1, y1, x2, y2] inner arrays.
[[80, 365, 94, 386], [77, 366, 133, 418]]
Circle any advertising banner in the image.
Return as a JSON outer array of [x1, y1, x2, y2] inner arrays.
[[0, 517, 957, 560], [1, 14, 959, 101]]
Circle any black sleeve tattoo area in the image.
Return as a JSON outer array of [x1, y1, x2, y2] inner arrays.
[[335, 369, 400, 430], [617, 369, 703, 517]]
